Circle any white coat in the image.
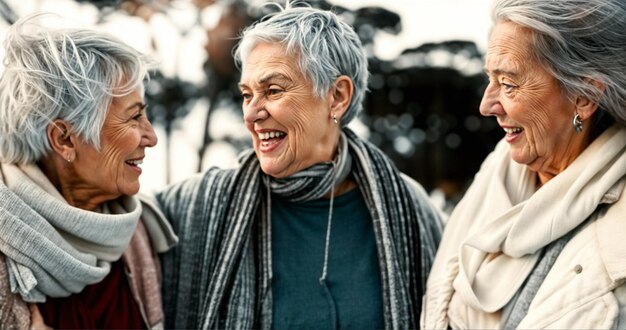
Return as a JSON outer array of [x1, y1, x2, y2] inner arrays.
[[421, 125, 626, 329]]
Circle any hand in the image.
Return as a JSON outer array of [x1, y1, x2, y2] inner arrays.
[[29, 304, 52, 330]]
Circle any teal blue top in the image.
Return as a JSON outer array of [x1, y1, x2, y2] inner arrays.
[[271, 188, 384, 329]]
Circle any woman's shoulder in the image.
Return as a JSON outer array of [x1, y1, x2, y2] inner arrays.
[[156, 167, 234, 206], [594, 177, 626, 279], [400, 173, 448, 221]]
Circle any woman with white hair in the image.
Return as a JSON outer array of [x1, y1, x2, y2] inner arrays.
[[421, 0, 626, 328], [0, 15, 177, 329], [156, 3, 443, 329]]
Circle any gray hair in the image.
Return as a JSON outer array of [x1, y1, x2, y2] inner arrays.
[[492, 0, 626, 127], [234, 2, 369, 126], [0, 14, 154, 164]]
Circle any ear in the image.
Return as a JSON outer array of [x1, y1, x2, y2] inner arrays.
[[328, 75, 353, 121], [575, 78, 605, 120], [47, 120, 75, 162]]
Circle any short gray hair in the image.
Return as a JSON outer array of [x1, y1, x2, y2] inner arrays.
[[492, 0, 626, 127], [0, 14, 154, 164], [234, 2, 369, 126]]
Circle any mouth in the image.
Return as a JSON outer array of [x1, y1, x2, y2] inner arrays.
[[258, 130, 287, 148], [503, 127, 524, 135], [503, 126, 524, 143], [125, 158, 144, 175], [125, 159, 143, 167]]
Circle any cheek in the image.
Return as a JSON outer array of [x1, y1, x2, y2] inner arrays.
[[524, 95, 570, 132], [100, 132, 136, 172], [289, 98, 326, 129], [98, 147, 125, 177]]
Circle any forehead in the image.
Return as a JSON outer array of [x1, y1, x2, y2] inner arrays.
[[240, 42, 304, 85], [485, 21, 535, 73], [107, 90, 142, 118]]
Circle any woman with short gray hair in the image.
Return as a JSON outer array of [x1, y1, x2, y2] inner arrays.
[[422, 0, 626, 328], [157, 2, 443, 329], [0, 14, 177, 329]]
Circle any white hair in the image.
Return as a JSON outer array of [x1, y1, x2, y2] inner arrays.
[[234, 2, 369, 126], [0, 13, 154, 164], [492, 0, 626, 128]]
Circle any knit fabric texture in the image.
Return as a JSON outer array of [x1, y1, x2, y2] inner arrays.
[[157, 128, 443, 329]]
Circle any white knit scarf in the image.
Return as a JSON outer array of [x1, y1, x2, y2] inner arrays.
[[449, 124, 626, 313], [0, 163, 146, 302]]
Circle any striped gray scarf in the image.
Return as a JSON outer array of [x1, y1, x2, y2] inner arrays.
[[158, 128, 442, 329]]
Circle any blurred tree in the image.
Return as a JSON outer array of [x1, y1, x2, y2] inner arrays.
[[197, 0, 253, 172], [0, 0, 502, 207], [0, 0, 18, 24], [365, 46, 500, 208], [100, 0, 504, 205]]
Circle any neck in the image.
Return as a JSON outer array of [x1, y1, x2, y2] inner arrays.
[[322, 177, 357, 199], [536, 128, 594, 186], [38, 154, 117, 211]]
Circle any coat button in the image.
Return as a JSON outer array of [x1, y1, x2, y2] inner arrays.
[[574, 264, 583, 274]]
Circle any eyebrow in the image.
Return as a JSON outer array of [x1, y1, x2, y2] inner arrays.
[[125, 102, 147, 112], [238, 73, 292, 88], [484, 68, 521, 79]]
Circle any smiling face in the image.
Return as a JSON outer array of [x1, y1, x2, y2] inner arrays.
[[480, 21, 592, 184], [69, 89, 157, 204], [239, 42, 341, 178]]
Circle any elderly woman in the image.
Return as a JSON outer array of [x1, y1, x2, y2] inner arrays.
[[421, 0, 626, 328], [0, 15, 177, 329], [157, 3, 443, 329]]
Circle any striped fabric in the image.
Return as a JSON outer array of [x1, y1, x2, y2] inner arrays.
[[157, 128, 442, 329]]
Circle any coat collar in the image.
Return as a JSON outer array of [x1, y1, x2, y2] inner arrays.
[[596, 177, 626, 283]]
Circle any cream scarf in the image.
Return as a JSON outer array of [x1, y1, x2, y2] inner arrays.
[[423, 124, 626, 327], [0, 162, 176, 302]]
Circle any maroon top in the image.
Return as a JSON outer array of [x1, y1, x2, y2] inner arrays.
[[38, 258, 145, 329]]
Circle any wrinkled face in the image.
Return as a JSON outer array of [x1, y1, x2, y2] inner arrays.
[[72, 90, 157, 198], [239, 42, 338, 178], [480, 21, 583, 179]]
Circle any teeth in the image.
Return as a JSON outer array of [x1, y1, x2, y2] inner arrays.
[[504, 127, 523, 134], [258, 131, 285, 140], [126, 159, 143, 166]]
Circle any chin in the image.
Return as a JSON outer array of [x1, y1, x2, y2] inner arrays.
[[120, 185, 141, 197], [260, 163, 288, 179], [509, 153, 535, 168], [260, 167, 280, 178]]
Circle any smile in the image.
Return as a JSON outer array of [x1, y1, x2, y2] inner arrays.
[[502, 126, 524, 144], [125, 159, 143, 166], [257, 130, 286, 152], [258, 131, 286, 140], [503, 127, 524, 134]]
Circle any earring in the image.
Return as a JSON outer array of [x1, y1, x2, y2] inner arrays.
[[573, 113, 583, 133], [333, 114, 338, 125]]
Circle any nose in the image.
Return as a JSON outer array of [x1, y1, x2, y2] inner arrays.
[[140, 117, 158, 148], [243, 95, 269, 123], [479, 81, 504, 117]]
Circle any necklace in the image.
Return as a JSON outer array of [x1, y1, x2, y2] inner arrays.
[[264, 160, 339, 284]]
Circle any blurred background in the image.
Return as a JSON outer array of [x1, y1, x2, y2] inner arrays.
[[0, 0, 502, 213]]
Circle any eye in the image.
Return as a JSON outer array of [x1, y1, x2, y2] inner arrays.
[[241, 91, 252, 100], [268, 86, 284, 96], [499, 78, 517, 93], [502, 83, 515, 92], [132, 104, 147, 121]]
